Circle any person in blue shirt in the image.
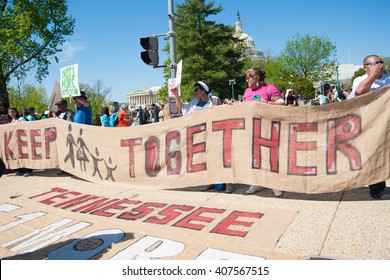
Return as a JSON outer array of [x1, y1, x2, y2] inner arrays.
[[26, 107, 37, 121], [100, 106, 111, 127], [73, 91, 92, 125]]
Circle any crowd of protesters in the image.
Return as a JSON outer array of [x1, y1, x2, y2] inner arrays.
[[1, 54, 388, 199]]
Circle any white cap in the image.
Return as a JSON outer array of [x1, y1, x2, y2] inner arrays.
[[197, 81, 209, 93]]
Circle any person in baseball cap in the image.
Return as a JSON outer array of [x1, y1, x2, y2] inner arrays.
[[55, 99, 68, 106], [55, 98, 74, 122]]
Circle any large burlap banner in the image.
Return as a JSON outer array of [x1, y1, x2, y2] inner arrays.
[[1, 86, 389, 193]]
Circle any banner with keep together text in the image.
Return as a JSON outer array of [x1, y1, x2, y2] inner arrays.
[[1, 86, 389, 194]]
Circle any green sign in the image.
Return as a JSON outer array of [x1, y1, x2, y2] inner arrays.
[[60, 64, 80, 97]]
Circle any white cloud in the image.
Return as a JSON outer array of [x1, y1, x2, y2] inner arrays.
[[57, 40, 86, 63]]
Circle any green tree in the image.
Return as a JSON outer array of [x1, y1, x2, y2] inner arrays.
[[9, 83, 48, 117], [0, 0, 75, 107], [292, 76, 315, 99], [381, 56, 390, 74], [279, 33, 337, 83], [161, 0, 245, 102], [264, 59, 294, 94]]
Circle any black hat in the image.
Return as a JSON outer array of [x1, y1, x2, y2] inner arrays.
[[55, 99, 67, 106], [79, 91, 87, 99]]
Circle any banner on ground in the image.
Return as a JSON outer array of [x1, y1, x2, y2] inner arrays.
[[0, 86, 389, 193]]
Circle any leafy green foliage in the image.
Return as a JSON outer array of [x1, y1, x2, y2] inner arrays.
[[160, 0, 246, 102], [292, 76, 315, 100], [279, 33, 337, 83], [0, 0, 75, 106], [264, 59, 294, 94], [381, 56, 390, 74], [9, 84, 48, 117]]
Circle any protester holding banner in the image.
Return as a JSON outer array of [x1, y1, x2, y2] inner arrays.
[[55, 99, 75, 122], [350, 54, 390, 199], [73, 91, 92, 125], [242, 68, 285, 105], [8, 107, 26, 123], [242, 68, 284, 196], [116, 104, 131, 127], [100, 107, 111, 127], [170, 81, 234, 193], [285, 89, 298, 106], [0, 102, 11, 175], [25, 107, 38, 121], [7, 107, 33, 177], [0, 101, 11, 125], [170, 81, 222, 116]]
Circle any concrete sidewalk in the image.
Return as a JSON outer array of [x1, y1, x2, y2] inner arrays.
[[0, 168, 389, 260]]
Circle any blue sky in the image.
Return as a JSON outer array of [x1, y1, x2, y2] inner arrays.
[[16, 0, 390, 102]]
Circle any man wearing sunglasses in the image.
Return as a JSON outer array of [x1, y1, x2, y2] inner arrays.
[[350, 55, 390, 98], [350, 55, 390, 199]]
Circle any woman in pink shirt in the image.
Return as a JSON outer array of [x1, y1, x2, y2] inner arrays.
[[242, 68, 284, 196], [243, 68, 285, 104]]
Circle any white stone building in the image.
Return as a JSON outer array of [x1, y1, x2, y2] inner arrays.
[[126, 86, 162, 108], [337, 63, 362, 82]]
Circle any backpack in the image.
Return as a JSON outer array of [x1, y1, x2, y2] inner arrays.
[[109, 111, 118, 127]]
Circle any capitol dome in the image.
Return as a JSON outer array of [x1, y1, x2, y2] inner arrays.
[[234, 12, 263, 60]]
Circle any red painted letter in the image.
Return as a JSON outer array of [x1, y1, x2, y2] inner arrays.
[[211, 211, 263, 237], [118, 202, 166, 220], [166, 131, 182, 175], [121, 138, 143, 178], [187, 124, 207, 173], [212, 119, 245, 167], [17, 129, 28, 159], [30, 129, 42, 159], [252, 118, 280, 172], [4, 131, 15, 160], [145, 136, 160, 177], [288, 123, 317, 175], [327, 115, 362, 174], [144, 204, 194, 224], [174, 207, 225, 231], [44, 127, 57, 159]]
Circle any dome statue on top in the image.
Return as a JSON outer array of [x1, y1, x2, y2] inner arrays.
[[234, 11, 264, 61]]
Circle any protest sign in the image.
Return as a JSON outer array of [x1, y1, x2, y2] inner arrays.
[[60, 64, 80, 97]]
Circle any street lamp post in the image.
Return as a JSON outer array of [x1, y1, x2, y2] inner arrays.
[[228, 79, 236, 100]]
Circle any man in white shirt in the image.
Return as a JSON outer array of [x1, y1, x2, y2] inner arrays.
[[350, 55, 390, 97], [350, 55, 390, 198]]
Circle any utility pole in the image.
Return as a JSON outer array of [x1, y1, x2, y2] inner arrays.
[[168, 0, 177, 79]]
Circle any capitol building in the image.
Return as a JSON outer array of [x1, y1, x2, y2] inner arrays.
[[126, 86, 161, 109], [234, 12, 263, 61]]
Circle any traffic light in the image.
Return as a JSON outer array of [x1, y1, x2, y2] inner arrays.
[[140, 37, 159, 66]]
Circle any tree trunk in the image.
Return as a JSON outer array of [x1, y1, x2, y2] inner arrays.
[[0, 75, 9, 108]]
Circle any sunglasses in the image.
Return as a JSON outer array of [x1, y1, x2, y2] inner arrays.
[[364, 60, 384, 66], [194, 88, 202, 92]]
